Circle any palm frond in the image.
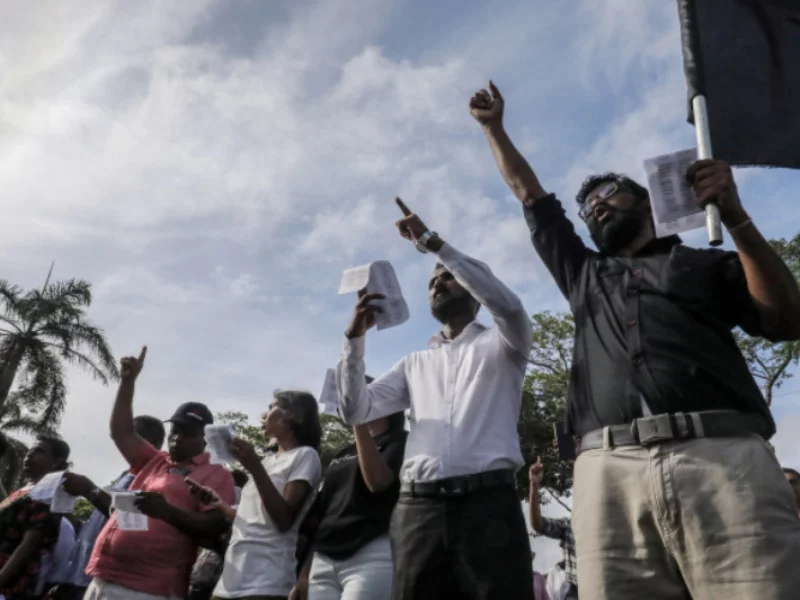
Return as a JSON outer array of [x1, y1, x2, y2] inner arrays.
[[0, 280, 23, 318], [11, 343, 67, 428], [0, 435, 29, 492], [36, 371, 66, 431], [0, 416, 48, 436], [40, 320, 118, 381], [44, 279, 92, 307], [43, 342, 117, 384], [0, 317, 22, 335], [0, 400, 23, 423]]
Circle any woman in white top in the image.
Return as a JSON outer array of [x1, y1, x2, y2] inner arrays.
[[213, 391, 323, 600]]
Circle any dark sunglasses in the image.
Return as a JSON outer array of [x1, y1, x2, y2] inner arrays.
[[578, 181, 620, 222]]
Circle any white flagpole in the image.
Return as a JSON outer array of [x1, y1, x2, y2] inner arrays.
[[691, 95, 723, 246]]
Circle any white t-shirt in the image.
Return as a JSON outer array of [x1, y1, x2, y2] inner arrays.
[[546, 564, 570, 600], [214, 446, 322, 598]]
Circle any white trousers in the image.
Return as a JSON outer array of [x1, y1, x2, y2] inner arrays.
[[308, 536, 393, 600], [84, 578, 181, 600]]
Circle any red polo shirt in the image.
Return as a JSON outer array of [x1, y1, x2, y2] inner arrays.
[[87, 443, 235, 597]]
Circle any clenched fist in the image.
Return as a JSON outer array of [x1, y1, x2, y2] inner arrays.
[[469, 81, 504, 128]]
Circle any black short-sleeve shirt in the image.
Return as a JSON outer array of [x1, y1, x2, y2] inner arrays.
[[523, 194, 775, 438], [310, 430, 407, 561]]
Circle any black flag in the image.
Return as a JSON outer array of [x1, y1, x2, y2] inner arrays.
[[677, 0, 800, 168]]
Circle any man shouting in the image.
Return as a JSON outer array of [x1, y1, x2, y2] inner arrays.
[[336, 198, 534, 599], [472, 80, 800, 599]]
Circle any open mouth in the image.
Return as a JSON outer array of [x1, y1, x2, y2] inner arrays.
[[594, 206, 611, 223]]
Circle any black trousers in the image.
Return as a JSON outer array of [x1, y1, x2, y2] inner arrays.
[[390, 484, 533, 600], [565, 583, 579, 599]]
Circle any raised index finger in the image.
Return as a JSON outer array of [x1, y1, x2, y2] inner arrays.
[[488, 80, 503, 101], [138, 346, 148, 364], [395, 197, 412, 217]]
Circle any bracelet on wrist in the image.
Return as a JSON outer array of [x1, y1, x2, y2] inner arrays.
[[727, 218, 753, 233]]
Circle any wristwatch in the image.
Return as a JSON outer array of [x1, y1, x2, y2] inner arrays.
[[415, 230, 438, 254]]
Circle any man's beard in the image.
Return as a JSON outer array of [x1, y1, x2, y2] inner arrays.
[[587, 206, 645, 254], [431, 293, 473, 324]]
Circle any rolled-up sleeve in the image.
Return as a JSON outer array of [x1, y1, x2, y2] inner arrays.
[[336, 336, 410, 425], [717, 251, 769, 338]]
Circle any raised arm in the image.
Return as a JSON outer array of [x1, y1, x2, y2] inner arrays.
[[110, 347, 154, 470], [470, 81, 548, 205], [470, 81, 590, 301], [394, 197, 531, 358], [337, 289, 411, 425], [688, 159, 800, 341], [528, 458, 546, 533], [435, 242, 531, 358]]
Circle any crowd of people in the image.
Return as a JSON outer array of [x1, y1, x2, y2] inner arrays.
[[1, 81, 799, 600]]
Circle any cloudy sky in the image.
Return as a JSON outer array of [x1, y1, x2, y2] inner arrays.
[[3, 0, 800, 570]]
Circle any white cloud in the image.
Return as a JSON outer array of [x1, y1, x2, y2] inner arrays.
[[2, 0, 798, 499]]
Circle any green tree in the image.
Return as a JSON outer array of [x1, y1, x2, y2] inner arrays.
[[517, 311, 575, 506], [216, 411, 354, 469], [0, 272, 118, 490], [318, 414, 355, 467], [72, 497, 95, 523], [734, 233, 800, 405], [216, 410, 271, 454]]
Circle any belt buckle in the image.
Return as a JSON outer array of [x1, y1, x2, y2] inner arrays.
[[442, 480, 464, 496], [633, 415, 675, 446]]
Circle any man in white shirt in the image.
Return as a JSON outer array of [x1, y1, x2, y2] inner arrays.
[[337, 198, 534, 599]]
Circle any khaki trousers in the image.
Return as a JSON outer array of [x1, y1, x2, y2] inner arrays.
[[573, 434, 800, 599]]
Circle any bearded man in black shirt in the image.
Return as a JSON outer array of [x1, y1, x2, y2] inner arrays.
[[472, 81, 800, 600]]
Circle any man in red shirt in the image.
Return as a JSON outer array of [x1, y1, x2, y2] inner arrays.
[[86, 347, 235, 600]]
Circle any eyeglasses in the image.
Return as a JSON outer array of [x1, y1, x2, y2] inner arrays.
[[578, 181, 620, 222]]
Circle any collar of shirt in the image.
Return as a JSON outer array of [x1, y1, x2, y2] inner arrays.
[[427, 321, 487, 349]]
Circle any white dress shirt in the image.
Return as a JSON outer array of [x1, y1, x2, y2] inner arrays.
[[337, 242, 532, 482]]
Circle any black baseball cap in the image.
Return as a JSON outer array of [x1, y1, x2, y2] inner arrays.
[[166, 402, 214, 428]]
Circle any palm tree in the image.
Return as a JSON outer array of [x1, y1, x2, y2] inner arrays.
[[0, 400, 51, 491], [0, 270, 118, 488]]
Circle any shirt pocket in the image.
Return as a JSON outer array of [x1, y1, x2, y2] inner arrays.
[[663, 247, 720, 308], [584, 261, 627, 315]]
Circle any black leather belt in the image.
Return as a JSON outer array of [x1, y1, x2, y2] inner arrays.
[[400, 469, 515, 497], [579, 410, 770, 453]]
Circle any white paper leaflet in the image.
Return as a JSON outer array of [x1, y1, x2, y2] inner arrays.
[[112, 492, 149, 531], [644, 148, 706, 238], [205, 425, 234, 465], [29, 471, 65, 502], [50, 487, 77, 514], [27, 470, 77, 513], [338, 261, 409, 331], [318, 369, 340, 416]]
